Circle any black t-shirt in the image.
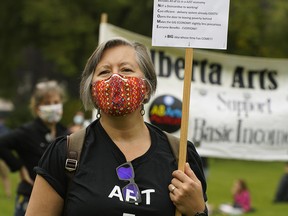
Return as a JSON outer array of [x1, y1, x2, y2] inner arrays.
[[35, 120, 207, 216]]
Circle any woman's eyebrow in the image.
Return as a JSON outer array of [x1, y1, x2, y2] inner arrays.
[[95, 64, 110, 71], [119, 62, 136, 68]]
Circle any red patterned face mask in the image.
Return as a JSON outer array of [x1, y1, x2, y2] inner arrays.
[[91, 74, 147, 116]]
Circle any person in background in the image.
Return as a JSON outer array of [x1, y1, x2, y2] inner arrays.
[[0, 114, 12, 198], [68, 111, 85, 133], [0, 159, 11, 197], [0, 115, 9, 134], [0, 80, 68, 216], [219, 179, 252, 215], [273, 162, 288, 203], [26, 37, 208, 216]]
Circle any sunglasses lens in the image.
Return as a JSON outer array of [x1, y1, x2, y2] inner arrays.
[[122, 183, 142, 203], [117, 163, 134, 180]]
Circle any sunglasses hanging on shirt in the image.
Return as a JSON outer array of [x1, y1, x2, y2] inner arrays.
[[116, 162, 142, 203]]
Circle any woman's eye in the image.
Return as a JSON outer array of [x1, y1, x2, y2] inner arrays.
[[121, 68, 133, 72], [99, 70, 110, 75]]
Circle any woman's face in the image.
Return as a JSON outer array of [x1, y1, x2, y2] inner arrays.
[[92, 45, 144, 82], [233, 180, 241, 191], [90, 45, 149, 117], [36, 92, 63, 124]]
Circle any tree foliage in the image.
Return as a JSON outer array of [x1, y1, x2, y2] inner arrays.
[[227, 0, 288, 57], [0, 0, 287, 126]]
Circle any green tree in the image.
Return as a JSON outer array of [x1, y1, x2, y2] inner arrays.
[[0, 0, 287, 127], [227, 0, 288, 57]]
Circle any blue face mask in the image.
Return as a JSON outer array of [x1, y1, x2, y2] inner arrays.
[[73, 115, 84, 125]]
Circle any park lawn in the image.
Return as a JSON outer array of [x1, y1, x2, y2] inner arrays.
[[0, 172, 18, 215], [207, 158, 288, 216], [0, 159, 287, 215]]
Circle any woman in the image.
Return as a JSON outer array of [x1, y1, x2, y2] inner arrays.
[[219, 179, 252, 215], [0, 80, 67, 216], [273, 162, 288, 202], [68, 111, 85, 133], [26, 38, 208, 216]]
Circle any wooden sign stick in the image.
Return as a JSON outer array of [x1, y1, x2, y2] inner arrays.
[[175, 48, 194, 216]]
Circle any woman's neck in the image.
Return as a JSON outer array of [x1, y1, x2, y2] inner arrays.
[[99, 113, 150, 161], [100, 113, 146, 139]]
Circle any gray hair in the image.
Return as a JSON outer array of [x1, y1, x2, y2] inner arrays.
[[30, 80, 66, 116], [80, 37, 157, 110]]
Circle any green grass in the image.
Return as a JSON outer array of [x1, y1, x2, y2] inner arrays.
[[0, 172, 18, 215], [0, 159, 287, 215], [207, 159, 288, 215]]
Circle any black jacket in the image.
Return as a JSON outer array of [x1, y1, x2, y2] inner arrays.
[[0, 117, 67, 196]]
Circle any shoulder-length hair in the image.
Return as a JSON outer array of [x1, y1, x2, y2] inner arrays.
[[80, 37, 157, 110]]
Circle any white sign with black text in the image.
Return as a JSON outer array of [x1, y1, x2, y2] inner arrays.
[[152, 0, 230, 49]]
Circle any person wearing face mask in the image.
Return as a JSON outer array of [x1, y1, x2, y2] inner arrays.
[[68, 111, 85, 133], [0, 80, 68, 216], [26, 38, 208, 216]]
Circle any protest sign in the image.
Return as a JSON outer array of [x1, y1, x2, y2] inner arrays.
[[98, 22, 288, 161], [152, 0, 230, 49], [152, 2, 230, 214]]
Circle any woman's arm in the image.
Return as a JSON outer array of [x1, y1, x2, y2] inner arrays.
[[26, 175, 64, 216], [20, 166, 34, 185], [0, 131, 23, 171]]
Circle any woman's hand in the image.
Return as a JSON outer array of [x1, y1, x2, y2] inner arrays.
[[169, 163, 206, 216], [20, 166, 34, 185]]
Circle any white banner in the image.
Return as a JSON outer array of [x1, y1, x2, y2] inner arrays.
[[99, 22, 288, 161]]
